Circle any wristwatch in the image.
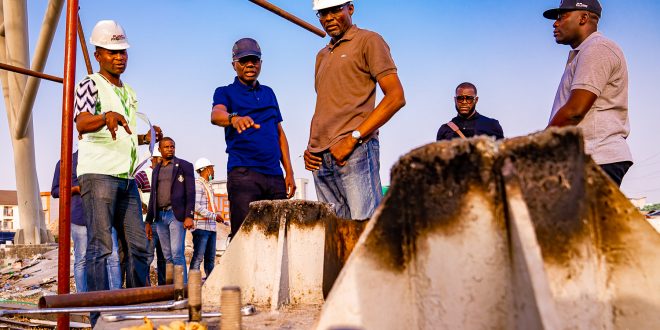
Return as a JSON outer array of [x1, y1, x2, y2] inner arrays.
[[228, 112, 238, 124], [351, 130, 362, 143]]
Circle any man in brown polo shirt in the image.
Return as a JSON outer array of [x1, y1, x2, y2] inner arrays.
[[544, 0, 633, 186], [304, 0, 406, 219]]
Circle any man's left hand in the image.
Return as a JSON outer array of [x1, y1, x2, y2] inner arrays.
[[285, 174, 297, 199], [329, 136, 358, 166], [183, 217, 195, 230]]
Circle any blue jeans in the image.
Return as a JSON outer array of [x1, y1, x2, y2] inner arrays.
[[313, 138, 383, 219], [79, 174, 150, 291], [71, 224, 123, 292], [154, 209, 187, 283], [146, 228, 167, 285], [191, 229, 216, 277]]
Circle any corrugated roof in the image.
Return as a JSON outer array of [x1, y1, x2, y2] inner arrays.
[[0, 190, 18, 206]]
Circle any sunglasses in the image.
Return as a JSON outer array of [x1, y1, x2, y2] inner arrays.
[[455, 95, 476, 103], [316, 3, 348, 18], [233, 56, 261, 66]]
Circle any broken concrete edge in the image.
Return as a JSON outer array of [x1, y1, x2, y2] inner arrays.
[[364, 135, 502, 272]]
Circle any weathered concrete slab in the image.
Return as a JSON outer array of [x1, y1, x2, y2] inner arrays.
[[316, 128, 660, 329], [203, 200, 366, 310]]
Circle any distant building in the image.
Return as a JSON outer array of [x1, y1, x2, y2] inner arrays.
[[0, 190, 52, 232], [0, 190, 19, 231]]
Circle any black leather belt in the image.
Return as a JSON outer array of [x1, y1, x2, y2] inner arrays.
[[159, 205, 172, 211]]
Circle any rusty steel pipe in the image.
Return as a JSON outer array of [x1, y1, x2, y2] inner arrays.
[[248, 0, 326, 38], [76, 14, 93, 74], [58, 0, 79, 328], [0, 62, 63, 83], [39, 285, 189, 309]]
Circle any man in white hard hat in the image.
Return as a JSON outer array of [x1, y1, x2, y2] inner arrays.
[[210, 38, 296, 239], [304, 1, 406, 219], [191, 157, 226, 277], [135, 149, 166, 285], [74, 20, 161, 324]]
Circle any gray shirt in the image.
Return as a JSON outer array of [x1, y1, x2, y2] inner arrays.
[[157, 162, 174, 208], [549, 31, 632, 165]]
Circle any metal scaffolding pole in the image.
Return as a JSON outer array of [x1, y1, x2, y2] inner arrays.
[[15, 0, 64, 139], [57, 0, 78, 328], [2, 0, 46, 246]]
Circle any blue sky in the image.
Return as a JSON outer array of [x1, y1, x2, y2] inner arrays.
[[2, 0, 660, 203]]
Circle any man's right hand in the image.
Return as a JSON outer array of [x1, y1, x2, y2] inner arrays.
[[105, 111, 132, 140], [145, 222, 153, 240], [304, 148, 322, 171], [71, 186, 81, 196], [231, 115, 261, 134]]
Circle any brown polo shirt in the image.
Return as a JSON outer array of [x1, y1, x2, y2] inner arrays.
[[308, 25, 397, 153]]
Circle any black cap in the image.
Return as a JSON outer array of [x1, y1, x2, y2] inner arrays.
[[543, 0, 602, 19], [232, 38, 261, 61]]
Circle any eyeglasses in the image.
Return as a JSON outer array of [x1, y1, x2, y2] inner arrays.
[[316, 3, 348, 18], [455, 95, 476, 103], [233, 56, 261, 66]]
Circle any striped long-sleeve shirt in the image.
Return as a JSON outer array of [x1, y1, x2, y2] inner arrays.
[[194, 177, 218, 232]]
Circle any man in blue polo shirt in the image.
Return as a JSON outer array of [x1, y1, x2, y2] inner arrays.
[[211, 38, 296, 238]]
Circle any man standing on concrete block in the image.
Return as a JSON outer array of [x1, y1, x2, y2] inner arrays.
[[544, 0, 633, 186], [436, 82, 504, 141], [146, 137, 195, 283], [210, 38, 296, 239], [191, 157, 227, 278], [304, 0, 406, 219]]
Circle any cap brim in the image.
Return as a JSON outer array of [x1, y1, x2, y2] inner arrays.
[[543, 8, 562, 19], [233, 51, 261, 60]]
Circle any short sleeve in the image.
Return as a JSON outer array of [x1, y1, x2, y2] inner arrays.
[[571, 44, 619, 97], [363, 33, 397, 81], [74, 77, 97, 120], [212, 87, 229, 108]]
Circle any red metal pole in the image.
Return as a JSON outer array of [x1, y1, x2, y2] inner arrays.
[[58, 0, 79, 328]]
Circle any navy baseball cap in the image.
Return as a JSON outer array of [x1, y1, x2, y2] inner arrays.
[[543, 0, 602, 19], [232, 38, 261, 60]]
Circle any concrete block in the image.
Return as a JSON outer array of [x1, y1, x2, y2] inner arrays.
[[203, 200, 366, 310], [316, 128, 660, 329]]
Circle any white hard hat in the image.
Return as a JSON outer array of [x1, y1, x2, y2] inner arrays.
[[194, 157, 214, 171], [89, 20, 130, 50], [152, 149, 162, 158], [313, 0, 351, 11]]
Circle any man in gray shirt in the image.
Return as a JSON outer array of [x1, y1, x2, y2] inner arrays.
[[146, 137, 196, 282], [544, 0, 632, 186]]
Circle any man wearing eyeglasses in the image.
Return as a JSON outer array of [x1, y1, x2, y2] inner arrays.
[[436, 82, 504, 141], [304, 0, 406, 220], [544, 0, 632, 186], [210, 38, 296, 239]]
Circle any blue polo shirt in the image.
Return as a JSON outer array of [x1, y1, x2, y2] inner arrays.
[[213, 77, 283, 176]]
